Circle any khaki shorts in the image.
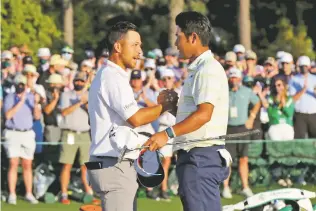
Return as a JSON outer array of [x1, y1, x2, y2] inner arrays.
[[59, 130, 90, 165], [3, 129, 36, 160]]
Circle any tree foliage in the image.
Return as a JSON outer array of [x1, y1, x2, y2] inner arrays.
[[1, 0, 61, 57]]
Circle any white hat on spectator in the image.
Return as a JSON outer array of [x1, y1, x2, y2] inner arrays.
[[280, 53, 293, 63], [81, 59, 94, 68], [225, 51, 237, 62], [228, 68, 242, 78], [14, 74, 27, 85], [144, 59, 156, 69], [160, 68, 175, 78], [245, 50, 257, 60], [46, 73, 64, 84], [1, 50, 13, 60], [37, 48, 51, 57], [50, 54, 68, 66], [276, 51, 286, 60], [152, 49, 163, 58], [23, 64, 39, 75], [233, 44, 245, 53], [297, 56, 311, 66]]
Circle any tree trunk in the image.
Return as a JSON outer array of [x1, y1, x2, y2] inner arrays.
[[169, 0, 184, 49], [64, 0, 74, 48], [238, 0, 251, 50]]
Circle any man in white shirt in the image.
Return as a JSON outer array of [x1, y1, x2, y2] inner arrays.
[[86, 21, 178, 211], [144, 12, 230, 211]]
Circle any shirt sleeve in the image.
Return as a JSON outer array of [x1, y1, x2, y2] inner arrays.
[[3, 94, 15, 113], [59, 91, 70, 110], [192, 68, 222, 106], [249, 89, 260, 105], [103, 76, 140, 121]]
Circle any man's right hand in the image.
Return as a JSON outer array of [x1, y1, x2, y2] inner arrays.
[[157, 89, 179, 116]]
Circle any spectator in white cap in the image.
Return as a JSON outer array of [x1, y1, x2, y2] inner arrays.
[[273, 52, 294, 84], [1, 51, 16, 95], [152, 48, 163, 58], [245, 50, 259, 77], [80, 59, 95, 88], [37, 47, 51, 75], [233, 44, 246, 60], [23, 64, 46, 154], [288, 55, 316, 139], [263, 57, 278, 79], [224, 51, 237, 72]]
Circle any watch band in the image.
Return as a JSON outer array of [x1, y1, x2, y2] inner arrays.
[[165, 127, 175, 139]]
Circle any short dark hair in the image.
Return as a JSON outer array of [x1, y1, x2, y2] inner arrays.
[[175, 11, 212, 46], [105, 21, 138, 53]]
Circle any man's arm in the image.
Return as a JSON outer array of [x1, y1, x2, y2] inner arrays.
[[44, 98, 59, 115], [127, 104, 163, 127], [5, 93, 26, 120]]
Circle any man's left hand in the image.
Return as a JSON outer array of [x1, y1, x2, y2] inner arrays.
[[143, 131, 169, 151]]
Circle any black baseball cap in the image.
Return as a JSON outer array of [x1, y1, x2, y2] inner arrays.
[[23, 56, 33, 65], [130, 70, 142, 79], [134, 150, 165, 188]]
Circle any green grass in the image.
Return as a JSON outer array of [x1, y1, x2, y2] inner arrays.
[[2, 186, 315, 211]]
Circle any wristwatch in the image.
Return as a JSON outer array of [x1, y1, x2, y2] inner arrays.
[[165, 127, 176, 139]]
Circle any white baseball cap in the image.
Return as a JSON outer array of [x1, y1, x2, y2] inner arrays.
[[46, 73, 64, 84], [144, 59, 156, 69], [160, 68, 175, 78], [280, 53, 293, 63], [276, 51, 286, 60], [23, 64, 38, 75], [297, 56, 311, 66], [14, 74, 27, 85], [81, 59, 94, 68], [152, 49, 163, 58], [225, 51, 237, 62], [228, 68, 242, 78], [233, 44, 245, 53], [1, 50, 13, 60], [109, 124, 148, 160], [37, 48, 51, 57]]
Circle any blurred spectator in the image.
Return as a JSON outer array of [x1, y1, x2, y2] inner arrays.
[[233, 44, 247, 70], [97, 48, 109, 69], [224, 51, 237, 72], [10, 46, 23, 72], [58, 72, 92, 204], [223, 68, 261, 199], [61, 46, 78, 91], [23, 65, 46, 154], [130, 70, 157, 134], [260, 77, 295, 140], [274, 52, 294, 84], [84, 49, 96, 69], [3, 74, 41, 205], [244, 50, 258, 77], [263, 57, 278, 79], [37, 48, 51, 75], [152, 48, 163, 58], [80, 60, 95, 87], [37, 54, 67, 90], [22, 56, 33, 66], [43, 74, 64, 145], [2, 50, 16, 96], [289, 56, 316, 138]]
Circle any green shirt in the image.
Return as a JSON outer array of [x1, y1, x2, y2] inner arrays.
[[228, 85, 259, 126], [267, 96, 295, 126]]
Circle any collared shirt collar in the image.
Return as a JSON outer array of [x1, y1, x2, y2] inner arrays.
[[106, 59, 130, 78], [187, 50, 213, 72]]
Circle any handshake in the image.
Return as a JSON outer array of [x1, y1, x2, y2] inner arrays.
[[157, 89, 179, 117]]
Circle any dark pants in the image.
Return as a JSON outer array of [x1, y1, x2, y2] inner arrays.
[[226, 125, 250, 158], [176, 145, 229, 211], [294, 112, 316, 138]]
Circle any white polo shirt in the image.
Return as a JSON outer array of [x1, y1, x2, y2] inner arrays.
[[173, 50, 229, 152], [88, 60, 140, 157]]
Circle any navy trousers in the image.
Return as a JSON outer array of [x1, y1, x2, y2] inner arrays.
[[176, 145, 230, 211]]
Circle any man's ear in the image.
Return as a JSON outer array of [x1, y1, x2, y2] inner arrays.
[[113, 42, 122, 53], [190, 32, 198, 45]]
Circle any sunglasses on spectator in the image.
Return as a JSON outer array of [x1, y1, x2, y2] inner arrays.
[[145, 68, 154, 71], [162, 77, 172, 81], [275, 83, 283, 87], [23, 72, 35, 77]]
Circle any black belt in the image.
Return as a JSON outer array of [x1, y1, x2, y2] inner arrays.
[[6, 128, 32, 132], [85, 156, 133, 170]]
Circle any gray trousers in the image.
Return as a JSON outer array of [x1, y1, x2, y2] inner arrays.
[[87, 156, 138, 211]]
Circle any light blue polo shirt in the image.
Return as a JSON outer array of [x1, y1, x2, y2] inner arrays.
[[288, 73, 316, 114], [228, 85, 259, 126]]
